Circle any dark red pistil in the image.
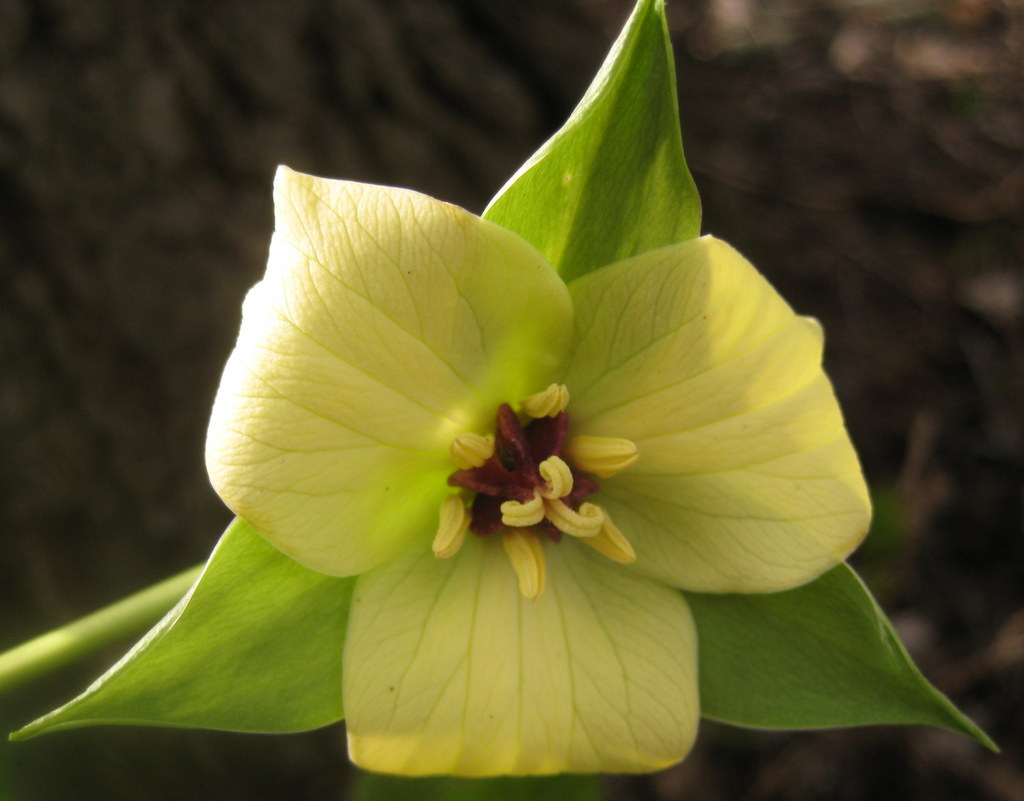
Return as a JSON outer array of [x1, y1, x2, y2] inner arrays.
[[447, 404, 599, 541]]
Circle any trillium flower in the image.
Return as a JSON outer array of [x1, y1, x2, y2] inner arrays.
[[205, 167, 871, 777]]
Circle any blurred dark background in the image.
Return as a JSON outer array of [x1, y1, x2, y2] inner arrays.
[[1, 0, 1021, 798]]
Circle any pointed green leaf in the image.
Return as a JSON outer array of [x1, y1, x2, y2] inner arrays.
[[483, 0, 700, 281], [350, 772, 603, 801], [13, 519, 354, 739], [687, 563, 996, 749]]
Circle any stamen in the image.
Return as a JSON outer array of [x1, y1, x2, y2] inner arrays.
[[520, 383, 570, 419], [580, 513, 636, 564], [500, 490, 545, 527], [446, 397, 638, 586], [538, 455, 574, 499], [433, 495, 470, 559], [449, 433, 495, 470], [566, 435, 639, 478], [502, 529, 546, 600], [544, 499, 604, 538]]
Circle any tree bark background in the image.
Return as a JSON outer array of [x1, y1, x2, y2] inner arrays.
[[1, 1, 1021, 799]]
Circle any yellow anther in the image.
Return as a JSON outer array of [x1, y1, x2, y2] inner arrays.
[[538, 455, 574, 499], [520, 383, 570, 418], [503, 529, 546, 600], [500, 490, 545, 527], [432, 495, 470, 559], [449, 432, 495, 470], [580, 513, 636, 564], [566, 435, 639, 478], [544, 499, 604, 538]]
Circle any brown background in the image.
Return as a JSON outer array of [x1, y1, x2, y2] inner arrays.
[[1, 1, 1021, 799]]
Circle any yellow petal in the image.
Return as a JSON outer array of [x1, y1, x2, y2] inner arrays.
[[343, 536, 699, 776], [206, 168, 572, 576], [564, 236, 870, 592]]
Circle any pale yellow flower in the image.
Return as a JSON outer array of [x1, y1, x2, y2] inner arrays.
[[205, 167, 870, 776]]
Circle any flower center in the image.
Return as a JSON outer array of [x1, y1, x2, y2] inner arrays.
[[432, 384, 639, 600]]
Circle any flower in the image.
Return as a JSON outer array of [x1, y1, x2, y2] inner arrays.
[[205, 167, 870, 776]]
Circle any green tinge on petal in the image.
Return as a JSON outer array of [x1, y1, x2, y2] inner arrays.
[[207, 168, 573, 576], [343, 537, 698, 776], [563, 237, 870, 593]]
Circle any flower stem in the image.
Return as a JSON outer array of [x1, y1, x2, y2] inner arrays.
[[0, 565, 202, 694]]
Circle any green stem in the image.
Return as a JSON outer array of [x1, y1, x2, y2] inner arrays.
[[0, 565, 203, 694]]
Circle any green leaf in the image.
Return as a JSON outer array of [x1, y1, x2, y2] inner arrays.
[[687, 563, 996, 750], [483, 0, 700, 282], [13, 519, 354, 739], [350, 772, 603, 801]]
